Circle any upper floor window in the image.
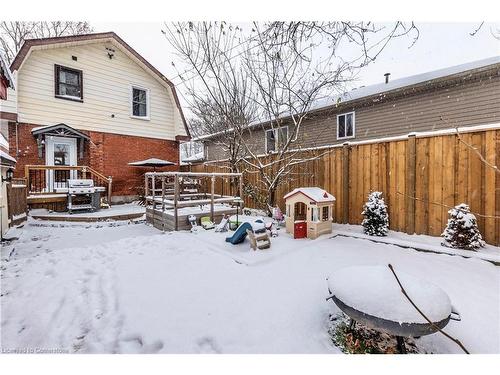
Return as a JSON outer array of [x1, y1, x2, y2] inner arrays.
[[337, 112, 355, 140], [55, 65, 83, 101], [265, 126, 288, 153], [131, 86, 149, 119]]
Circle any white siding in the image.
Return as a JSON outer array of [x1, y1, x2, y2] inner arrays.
[[16, 41, 186, 140]]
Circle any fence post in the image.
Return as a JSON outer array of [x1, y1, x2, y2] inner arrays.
[[210, 174, 215, 222], [406, 134, 417, 234], [107, 177, 113, 206], [342, 143, 350, 224], [174, 174, 179, 231]]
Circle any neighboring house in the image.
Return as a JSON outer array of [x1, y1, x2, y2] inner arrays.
[[1, 51, 16, 237], [197, 56, 500, 161], [179, 140, 205, 165], [0, 51, 15, 100], [0, 32, 190, 206]]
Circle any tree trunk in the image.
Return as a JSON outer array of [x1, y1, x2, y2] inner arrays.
[[266, 187, 277, 216]]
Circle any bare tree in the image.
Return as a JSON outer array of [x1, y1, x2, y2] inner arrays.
[[163, 22, 259, 174], [0, 21, 93, 63], [164, 21, 418, 213]]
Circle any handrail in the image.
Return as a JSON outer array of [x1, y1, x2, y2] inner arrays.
[[24, 165, 113, 204], [85, 166, 112, 182]]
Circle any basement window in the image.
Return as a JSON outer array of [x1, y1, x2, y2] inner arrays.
[[131, 86, 150, 119], [265, 126, 288, 153], [55, 65, 83, 101], [337, 112, 355, 140]]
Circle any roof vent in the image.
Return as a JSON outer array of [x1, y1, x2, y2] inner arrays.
[[384, 73, 391, 84]]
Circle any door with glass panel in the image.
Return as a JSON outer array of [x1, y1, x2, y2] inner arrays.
[[45, 136, 77, 191]]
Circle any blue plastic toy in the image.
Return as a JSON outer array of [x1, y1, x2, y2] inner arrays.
[[225, 222, 253, 244]]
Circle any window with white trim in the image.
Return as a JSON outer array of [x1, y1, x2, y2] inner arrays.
[[322, 206, 330, 221], [337, 112, 355, 139], [311, 206, 319, 222], [265, 126, 288, 153], [131, 86, 149, 118]]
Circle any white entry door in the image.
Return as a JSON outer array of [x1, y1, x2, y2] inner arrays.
[[45, 136, 77, 191]]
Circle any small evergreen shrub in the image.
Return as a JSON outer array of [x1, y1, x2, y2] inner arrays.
[[361, 192, 389, 236], [442, 203, 485, 251]]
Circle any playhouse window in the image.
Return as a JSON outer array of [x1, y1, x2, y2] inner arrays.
[[311, 207, 319, 222], [322, 206, 329, 221]]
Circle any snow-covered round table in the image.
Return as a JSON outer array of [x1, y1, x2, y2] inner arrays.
[[327, 265, 458, 353]]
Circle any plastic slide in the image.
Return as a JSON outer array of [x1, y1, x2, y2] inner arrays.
[[225, 222, 253, 244]]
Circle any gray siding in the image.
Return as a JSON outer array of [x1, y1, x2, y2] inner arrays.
[[205, 65, 500, 161]]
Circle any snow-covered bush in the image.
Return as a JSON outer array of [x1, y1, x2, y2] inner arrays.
[[361, 192, 389, 236], [441, 203, 485, 251]]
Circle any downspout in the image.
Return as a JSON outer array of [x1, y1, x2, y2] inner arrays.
[[15, 121, 19, 157]]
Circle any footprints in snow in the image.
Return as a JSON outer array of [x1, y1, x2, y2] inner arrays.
[[196, 336, 221, 354], [117, 334, 164, 354]]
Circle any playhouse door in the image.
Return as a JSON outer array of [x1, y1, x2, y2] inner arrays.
[[294, 221, 307, 239]]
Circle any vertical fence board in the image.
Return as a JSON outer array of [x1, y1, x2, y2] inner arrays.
[[191, 128, 499, 245]]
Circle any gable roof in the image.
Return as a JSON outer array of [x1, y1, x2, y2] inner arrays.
[[11, 32, 190, 138], [310, 55, 500, 111], [31, 123, 90, 140], [284, 187, 335, 203]]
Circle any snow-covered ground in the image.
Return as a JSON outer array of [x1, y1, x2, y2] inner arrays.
[[1, 219, 499, 354]]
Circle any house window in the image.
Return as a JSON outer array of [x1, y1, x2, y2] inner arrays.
[[55, 65, 83, 101], [265, 126, 288, 153], [131, 86, 149, 118], [322, 206, 329, 221], [337, 112, 355, 139]]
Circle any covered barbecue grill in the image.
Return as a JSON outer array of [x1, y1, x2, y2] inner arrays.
[[327, 265, 461, 353], [67, 179, 105, 213]]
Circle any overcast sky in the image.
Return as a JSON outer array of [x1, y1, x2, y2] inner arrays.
[[94, 22, 500, 112]]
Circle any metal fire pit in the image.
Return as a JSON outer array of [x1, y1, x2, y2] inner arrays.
[[326, 266, 460, 353]]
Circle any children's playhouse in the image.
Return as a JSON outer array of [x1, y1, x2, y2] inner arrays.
[[284, 187, 335, 239]]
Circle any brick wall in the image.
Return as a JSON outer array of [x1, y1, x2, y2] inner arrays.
[[9, 123, 179, 199], [92, 131, 179, 198]]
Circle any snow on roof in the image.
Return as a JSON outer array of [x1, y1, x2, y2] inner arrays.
[[0, 133, 8, 149], [182, 152, 205, 163], [284, 187, 335, 203], [0, 51, 15, 88], [195, 56, 500, 141], [0, 149, 16, 164], [310, 56, 500, 111]]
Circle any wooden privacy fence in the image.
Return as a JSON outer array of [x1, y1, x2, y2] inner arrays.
[[189, 128, 500, 246], [7, 177, 28, 226]]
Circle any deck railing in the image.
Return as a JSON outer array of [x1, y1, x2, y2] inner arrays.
[[25, 165, 113, 204]]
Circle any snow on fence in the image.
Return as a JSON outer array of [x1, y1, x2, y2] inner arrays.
[[186, 128, 500, 246], [7, 178, 28, 226]]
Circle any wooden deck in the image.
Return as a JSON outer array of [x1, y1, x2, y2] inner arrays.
[[30, 204, 145, 222], [145, 171, 243, 231], [146, 204, 238, 231]]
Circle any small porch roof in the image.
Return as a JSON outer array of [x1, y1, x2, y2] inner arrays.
[[31, 123, 90, 140]]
